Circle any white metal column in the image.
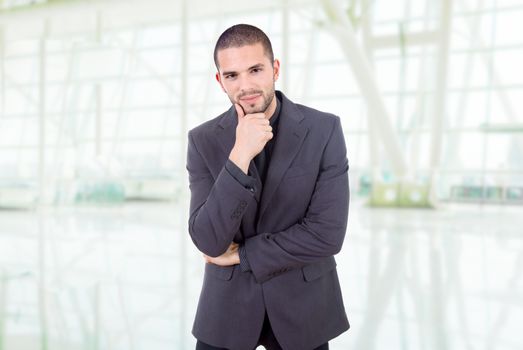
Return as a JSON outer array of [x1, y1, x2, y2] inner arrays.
[[95, 11, 103, 158], [360, 0, 380, 180], [0, 25, 4, 117], [428, 0, 453, 202], [38, 19, 50, 350], [38, 20, 49, 205], [179, 0, 189, 349], [281, 0, 289, 92]]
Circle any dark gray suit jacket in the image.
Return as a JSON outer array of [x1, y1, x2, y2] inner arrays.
[[186, 91, 350, 350]]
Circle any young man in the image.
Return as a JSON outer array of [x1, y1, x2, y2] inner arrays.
[[186, 24, 350, 350]]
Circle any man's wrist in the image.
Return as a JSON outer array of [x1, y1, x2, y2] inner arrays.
[[229, 147, 251, 174]]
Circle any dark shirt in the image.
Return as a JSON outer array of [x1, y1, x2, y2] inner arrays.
[[224, 94, 282, 272]]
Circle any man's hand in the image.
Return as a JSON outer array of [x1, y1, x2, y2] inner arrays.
[[203, 242, 240, 266], [229, 103, 273, 174]]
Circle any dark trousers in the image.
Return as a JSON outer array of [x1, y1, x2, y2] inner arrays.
[[196, 312, 329, 350]]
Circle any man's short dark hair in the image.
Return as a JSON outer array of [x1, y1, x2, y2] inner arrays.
[[213, 24, 274, 70]]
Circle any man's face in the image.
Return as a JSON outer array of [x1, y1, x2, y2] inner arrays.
[[215, 43, 280, 116]]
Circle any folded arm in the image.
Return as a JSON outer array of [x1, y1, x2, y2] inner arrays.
[[240, 117, 349, 283], [186, 131, 256, 257]]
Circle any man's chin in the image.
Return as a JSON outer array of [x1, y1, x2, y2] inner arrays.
[[236, 96, 270, 115], [242, 104, 264, 114], [246, 107, 264, 114]]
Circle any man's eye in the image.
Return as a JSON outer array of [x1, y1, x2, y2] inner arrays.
[[251, 68, 261, 73], [225, 74, 236, 79]]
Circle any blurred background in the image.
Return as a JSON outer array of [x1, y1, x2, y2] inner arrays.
[[0, 0, 522, 349]]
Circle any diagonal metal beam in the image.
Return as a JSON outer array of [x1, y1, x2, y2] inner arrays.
[[320, 0, 408, 177], [369, 30, 439, 49]]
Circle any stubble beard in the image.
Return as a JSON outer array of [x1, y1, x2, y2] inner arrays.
[[231, 85, 276, 115]]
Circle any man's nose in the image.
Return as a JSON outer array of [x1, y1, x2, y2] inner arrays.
[[237, 74, 255, 92]]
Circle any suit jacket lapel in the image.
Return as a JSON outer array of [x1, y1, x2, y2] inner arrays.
[[214, 92, 309, 226], [216, 105, 236, 156], [257, 93, 308, 230]]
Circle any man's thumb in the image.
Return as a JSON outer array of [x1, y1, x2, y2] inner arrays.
[[234, 103, 245, 119]]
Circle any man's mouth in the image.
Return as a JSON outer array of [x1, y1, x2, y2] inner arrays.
[[239, 94, 261, 103]]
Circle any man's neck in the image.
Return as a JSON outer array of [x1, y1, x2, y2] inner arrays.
[[264, 95, 278, 120]]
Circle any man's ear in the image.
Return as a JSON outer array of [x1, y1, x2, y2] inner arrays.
[[215, 72, 227, 93], [273, 59, 281, 82]]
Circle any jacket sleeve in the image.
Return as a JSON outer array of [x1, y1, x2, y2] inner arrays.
[[186, 130, 257, 257], [242, 116, 349, 283]]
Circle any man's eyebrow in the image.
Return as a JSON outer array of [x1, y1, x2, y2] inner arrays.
[[249, 63, 265, 70], [221, 63, 265, 76], [221, 69, 237, 76]]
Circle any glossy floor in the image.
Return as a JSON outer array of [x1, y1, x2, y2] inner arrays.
[[0, 200, 521, 350]]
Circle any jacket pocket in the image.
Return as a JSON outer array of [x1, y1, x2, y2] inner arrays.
[[205, 263, 235, 281], [302, 256, 337, 282]]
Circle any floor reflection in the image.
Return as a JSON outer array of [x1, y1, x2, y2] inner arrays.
[[0, 200, 522, 349]]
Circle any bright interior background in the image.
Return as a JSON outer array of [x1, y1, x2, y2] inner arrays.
[[0, 0, 522, 349]]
